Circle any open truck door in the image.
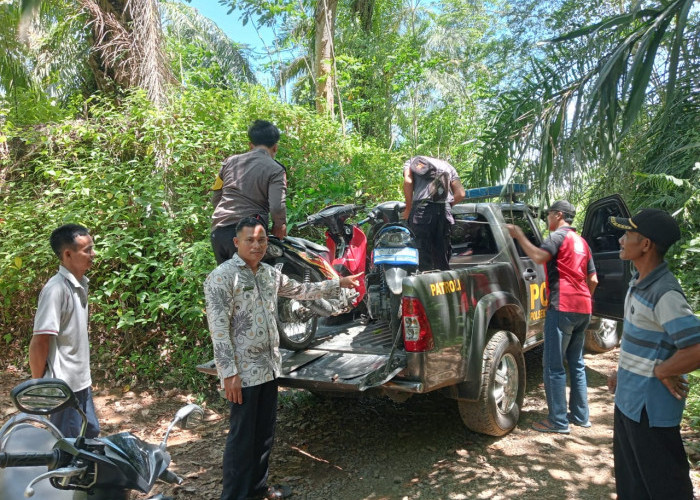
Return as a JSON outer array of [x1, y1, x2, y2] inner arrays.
[[582, 194, 632, 321]]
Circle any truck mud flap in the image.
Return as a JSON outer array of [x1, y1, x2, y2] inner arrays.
[[281, 349, 406, 391]]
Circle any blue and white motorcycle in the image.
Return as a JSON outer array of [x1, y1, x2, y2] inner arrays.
[[362, 202, 420, 338]]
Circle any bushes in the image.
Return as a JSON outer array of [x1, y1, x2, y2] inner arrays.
[[0, 86, 403, 387]]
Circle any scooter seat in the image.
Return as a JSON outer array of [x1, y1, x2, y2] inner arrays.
[[286, 236, 330, 254]]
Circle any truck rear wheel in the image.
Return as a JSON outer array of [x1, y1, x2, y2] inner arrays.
[[458, 330, 525, 436], [584, 317, 620, 353]]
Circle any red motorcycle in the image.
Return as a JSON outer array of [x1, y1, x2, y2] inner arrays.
[[266, 204, 368, 350], [271, 201, 416, 350]]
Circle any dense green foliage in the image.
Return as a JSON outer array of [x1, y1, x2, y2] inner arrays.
[[0, 86, 401, 385]]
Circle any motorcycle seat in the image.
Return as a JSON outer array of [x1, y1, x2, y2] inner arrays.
[[286, 236, 330, 254]]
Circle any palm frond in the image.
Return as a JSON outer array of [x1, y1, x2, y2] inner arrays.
[[478, 0, 697, 204], [160, 0, 256, 85]]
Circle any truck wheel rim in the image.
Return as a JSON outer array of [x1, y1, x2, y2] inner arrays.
[[594, 319, 617, 344], [494, 353, 518, 414]]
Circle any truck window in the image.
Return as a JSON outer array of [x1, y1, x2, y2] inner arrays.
[[451, 213, 497, 256], [501, 209, 540, 257]]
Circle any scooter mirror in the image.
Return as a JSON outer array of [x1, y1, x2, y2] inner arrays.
[[175, 404, 205, 430], [160, 403, 205, 450], [10, 378, 78, 416]]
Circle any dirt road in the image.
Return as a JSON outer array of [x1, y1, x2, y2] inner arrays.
[[2, 349, 698, 499]]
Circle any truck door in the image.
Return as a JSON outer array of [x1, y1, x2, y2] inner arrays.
[[502, 208, 548, 336], [582, 195, 631, 321]]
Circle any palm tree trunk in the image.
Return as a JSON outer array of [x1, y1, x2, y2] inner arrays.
[[79, 0, 172, 106], [315, 0, 338, 116]]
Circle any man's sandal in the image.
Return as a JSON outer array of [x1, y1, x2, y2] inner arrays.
[[532, 419, 570, 434]]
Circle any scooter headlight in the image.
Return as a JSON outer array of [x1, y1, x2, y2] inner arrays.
[[375, 226, 413, 248], [373, 226, 419, 267]]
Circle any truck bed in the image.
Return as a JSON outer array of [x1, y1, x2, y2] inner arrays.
[[280, 318, 405, 392]]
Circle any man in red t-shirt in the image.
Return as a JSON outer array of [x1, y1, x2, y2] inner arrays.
[[507, 200, 598, 433]]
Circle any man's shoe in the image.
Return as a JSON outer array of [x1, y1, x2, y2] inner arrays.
[[264, 485, 292, 499]]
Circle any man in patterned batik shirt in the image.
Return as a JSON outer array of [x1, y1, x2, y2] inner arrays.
[[204, 217, 359, 500]]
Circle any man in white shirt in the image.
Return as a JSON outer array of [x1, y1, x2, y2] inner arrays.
[[29, 223, 100, 438], [204, 218, 359, 499]]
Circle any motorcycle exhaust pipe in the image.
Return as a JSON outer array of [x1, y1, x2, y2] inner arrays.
[[305, 299, 334, 317]]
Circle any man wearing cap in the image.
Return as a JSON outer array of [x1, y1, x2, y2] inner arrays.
[[507, 200, 597, 433], [607, 209, 700, 499]]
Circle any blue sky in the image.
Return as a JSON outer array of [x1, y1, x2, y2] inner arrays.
[[180, 0, 271, 49], [179, 0, 275, 81]]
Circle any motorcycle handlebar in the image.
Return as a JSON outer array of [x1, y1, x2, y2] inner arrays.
[[0, 450, 59, 468]]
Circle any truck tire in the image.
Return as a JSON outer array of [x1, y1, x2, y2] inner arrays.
[[277, 272, 318, 351], [458, 330, 525, 437], [584, 317, 620, 353]]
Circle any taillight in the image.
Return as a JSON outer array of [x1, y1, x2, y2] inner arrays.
[[402, 297, 434, 352]]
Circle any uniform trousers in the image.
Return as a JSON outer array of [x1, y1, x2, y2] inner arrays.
[[409, 201, 451, 271]]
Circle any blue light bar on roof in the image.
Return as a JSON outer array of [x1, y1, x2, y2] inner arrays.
[[463, 184, 528, 201]]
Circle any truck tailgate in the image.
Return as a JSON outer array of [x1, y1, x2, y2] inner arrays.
[[280, 319, 406, 391]]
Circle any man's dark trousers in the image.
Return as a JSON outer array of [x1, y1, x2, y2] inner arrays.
[[613, 405, 692, 499], [50, 386, 100, 438], [211, 224, 238, 265], [409, 201, 451, 271], [221, 379, 278, 500]]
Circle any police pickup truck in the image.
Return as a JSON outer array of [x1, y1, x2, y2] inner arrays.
[[200, 188, 632, 436]]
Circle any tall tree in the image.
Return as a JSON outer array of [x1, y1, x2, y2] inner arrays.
[[220, 0, 342, 116], [19, 0, 173, 106], [314, 0, 338, 115], [9, 0, 256, 107]]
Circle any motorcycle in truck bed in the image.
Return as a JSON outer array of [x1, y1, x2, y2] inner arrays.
[[199, 188, 632, 436]]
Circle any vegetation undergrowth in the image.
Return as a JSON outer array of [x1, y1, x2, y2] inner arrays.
[[0, 86, 402, 391]]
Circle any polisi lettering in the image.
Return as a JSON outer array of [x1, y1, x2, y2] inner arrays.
[[529, 282, 548, 310]]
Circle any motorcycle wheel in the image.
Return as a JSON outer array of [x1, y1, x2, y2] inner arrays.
[[277, 272, 318, 351]]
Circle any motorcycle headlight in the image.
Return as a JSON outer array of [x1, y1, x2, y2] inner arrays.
[[375, 226, 413, 248]]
